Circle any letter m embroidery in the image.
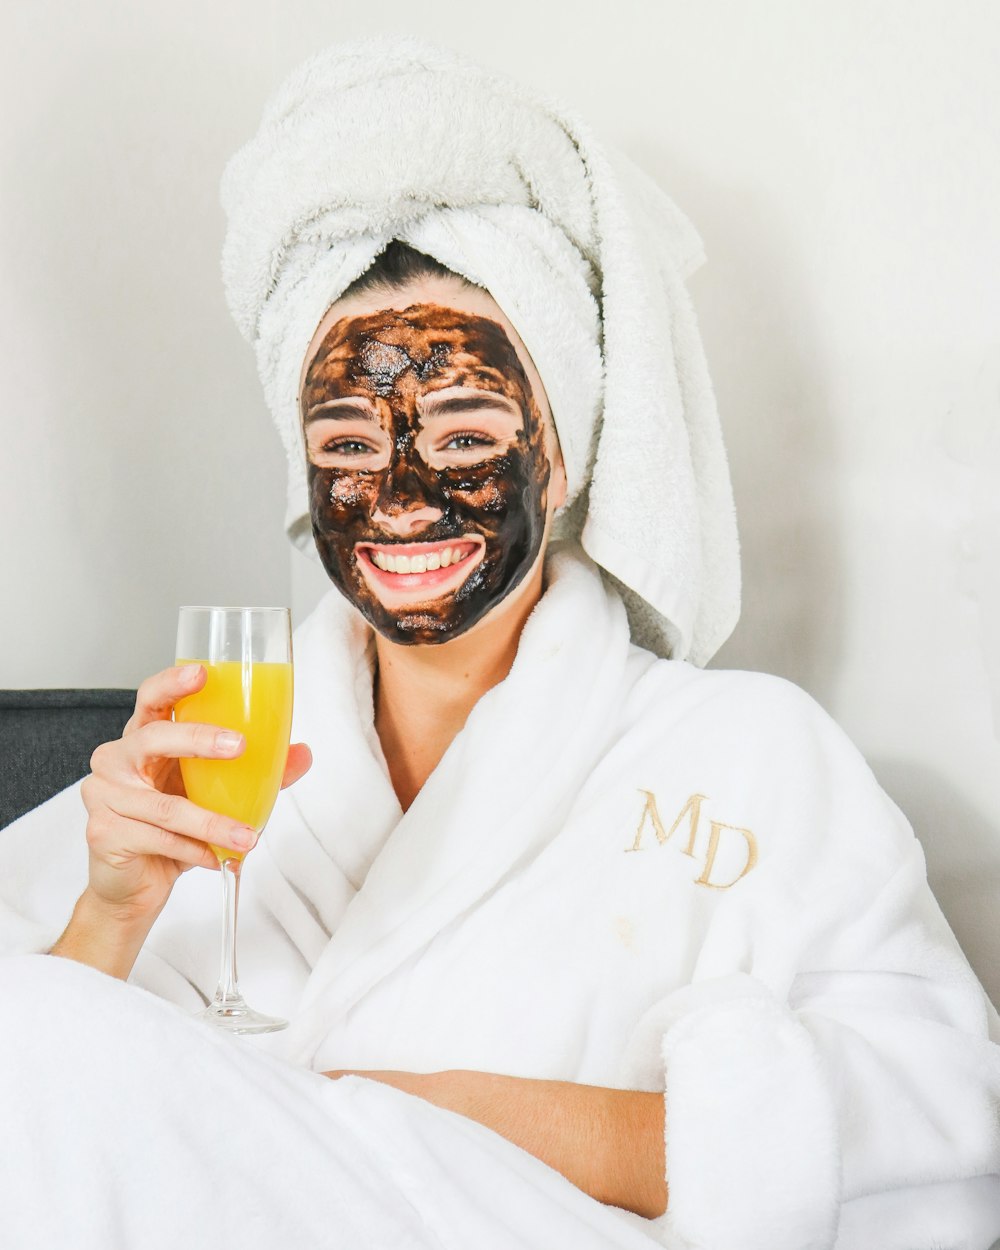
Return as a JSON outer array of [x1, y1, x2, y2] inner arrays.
[[628, 790, 705, 857]]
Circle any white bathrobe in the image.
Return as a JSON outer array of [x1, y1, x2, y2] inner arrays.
[[2, 545, 999, 1250]]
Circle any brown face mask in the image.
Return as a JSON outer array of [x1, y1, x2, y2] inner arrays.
[[301, 303, 553, 645]]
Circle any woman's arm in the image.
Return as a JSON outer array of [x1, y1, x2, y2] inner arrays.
[[325, 1068, 667, 1219]]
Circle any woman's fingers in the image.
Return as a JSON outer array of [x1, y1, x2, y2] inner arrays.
[[123, 663, 206, 734], [281, 743, 313, 789], [117, 671, 309, 797], [89, 785, 259, 858], [90, 719, 245, 785], [86, 808, 224, 873]]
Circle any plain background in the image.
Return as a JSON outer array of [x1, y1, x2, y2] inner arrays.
[[1, 2, 997, 1004]]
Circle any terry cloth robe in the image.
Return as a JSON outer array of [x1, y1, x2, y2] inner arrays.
[[2, 544, 999, 1250]]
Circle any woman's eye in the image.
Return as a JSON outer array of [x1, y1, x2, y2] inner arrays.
[[442, 432, 497, 452], [323, 438, 376, 456]]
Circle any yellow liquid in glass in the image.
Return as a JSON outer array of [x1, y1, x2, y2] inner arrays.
[[174, 660, 293, 862]]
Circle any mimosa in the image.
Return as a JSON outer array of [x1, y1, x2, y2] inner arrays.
[[174, 659, 293, 860]]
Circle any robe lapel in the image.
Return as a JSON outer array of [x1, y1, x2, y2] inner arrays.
[[254, 590, 402, 956], [283, 548, 635, 1066]]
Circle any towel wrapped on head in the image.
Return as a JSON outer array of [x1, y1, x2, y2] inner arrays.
[[221, 36, 740, 664]]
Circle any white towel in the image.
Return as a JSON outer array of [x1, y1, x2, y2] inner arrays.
[[220, 36, 740, 664]]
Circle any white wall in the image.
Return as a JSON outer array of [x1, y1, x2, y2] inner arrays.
[[2, 2, 998, 1001]]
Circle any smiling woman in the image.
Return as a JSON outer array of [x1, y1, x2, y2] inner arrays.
[[299, 268, 565, 645], [2, 33, 999, 1250]]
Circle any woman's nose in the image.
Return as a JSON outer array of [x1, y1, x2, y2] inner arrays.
[[371, 500, 445, 535], [371, 455, 445, 535]]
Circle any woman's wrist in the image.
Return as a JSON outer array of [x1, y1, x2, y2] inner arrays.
[[49, 886, 160, 980]]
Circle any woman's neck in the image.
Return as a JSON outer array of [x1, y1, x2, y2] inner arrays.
[[373, 561, 544, 811]]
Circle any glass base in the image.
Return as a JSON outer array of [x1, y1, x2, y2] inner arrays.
[[197, 997, 288, 1035]]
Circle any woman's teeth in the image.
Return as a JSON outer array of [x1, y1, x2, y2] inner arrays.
[[370, 547, 471, 574]]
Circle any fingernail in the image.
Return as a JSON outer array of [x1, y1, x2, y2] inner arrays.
[[179, 664, 201, 685], [233, 826, 258, 849], [215, 731, 243, 754]]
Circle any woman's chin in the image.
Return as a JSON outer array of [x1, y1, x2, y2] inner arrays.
[[369, 549, 547, 650]]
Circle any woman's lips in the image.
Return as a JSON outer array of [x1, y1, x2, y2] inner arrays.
[[355, 537, 484, 600]]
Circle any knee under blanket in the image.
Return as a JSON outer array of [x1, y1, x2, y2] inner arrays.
[[2, 545, 1000, 1248]]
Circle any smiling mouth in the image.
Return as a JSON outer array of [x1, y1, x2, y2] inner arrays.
[[355, 536, 485, 598]]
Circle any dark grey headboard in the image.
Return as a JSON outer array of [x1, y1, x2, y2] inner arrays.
[[0, 690, 136, 829]]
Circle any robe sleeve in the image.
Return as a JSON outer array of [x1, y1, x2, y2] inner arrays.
[[624, 679, 1000, 1250], [652, 903, 1000, 1248]]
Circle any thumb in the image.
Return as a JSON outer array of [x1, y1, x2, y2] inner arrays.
[[280, 742, 313, 789]]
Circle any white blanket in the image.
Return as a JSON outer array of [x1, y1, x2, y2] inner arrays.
[[0, 955, 660, 1250], [3, 545, 1000, 1248]]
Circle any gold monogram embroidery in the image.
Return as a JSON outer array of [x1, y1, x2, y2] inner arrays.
[[629, 790, 706, 856], [627, 791, 759, 890]]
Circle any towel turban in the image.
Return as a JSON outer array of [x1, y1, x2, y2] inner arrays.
[[221, 36, 740, 663]]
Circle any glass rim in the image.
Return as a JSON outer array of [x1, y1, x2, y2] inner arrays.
[[177, 605, 290, 614]]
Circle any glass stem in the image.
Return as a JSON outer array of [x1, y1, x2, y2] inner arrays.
[[215, 856, 243, 1005]]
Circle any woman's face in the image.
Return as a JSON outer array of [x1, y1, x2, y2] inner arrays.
[[300, 279, 565, 645]]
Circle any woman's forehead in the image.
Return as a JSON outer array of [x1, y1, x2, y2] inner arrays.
[[300, 277, 553, 423], [305, 306, 527, 394], [306, 276, 505, 353]]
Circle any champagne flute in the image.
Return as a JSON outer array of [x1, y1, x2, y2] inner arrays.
[[174, 606, 293, 1034]]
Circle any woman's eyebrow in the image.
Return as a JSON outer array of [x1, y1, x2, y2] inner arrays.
[[418, 392, 521, 419], [303, 398, 378, 425]]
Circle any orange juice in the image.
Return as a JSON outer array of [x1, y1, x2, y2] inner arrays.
[[174, 660, 293, 861]]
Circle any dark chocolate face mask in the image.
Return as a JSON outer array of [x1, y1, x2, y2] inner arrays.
[[301, 304, 553, 645]]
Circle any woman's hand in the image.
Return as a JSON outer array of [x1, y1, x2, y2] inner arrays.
[[51, 663, 311, 976]]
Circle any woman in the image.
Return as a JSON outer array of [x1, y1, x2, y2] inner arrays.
[[2, 37, 999, 1250]]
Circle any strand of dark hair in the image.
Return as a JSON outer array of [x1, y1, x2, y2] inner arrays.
[[339, 240, 480, 301]]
